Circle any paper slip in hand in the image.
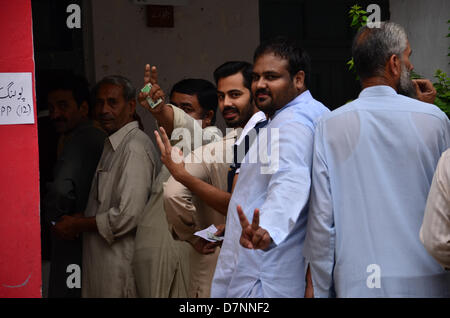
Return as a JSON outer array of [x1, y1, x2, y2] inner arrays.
[[140, 83, 163, 108], [194, 224, 224, 243]]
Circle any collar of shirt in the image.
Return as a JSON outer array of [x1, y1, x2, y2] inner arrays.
[[234, 111, 267, 146], [358, 85, 397, 98], [272, 89, 313, 120], [108, 121, 139, 151]]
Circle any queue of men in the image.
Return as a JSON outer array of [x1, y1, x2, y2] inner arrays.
[[42, 22, 450, 298]]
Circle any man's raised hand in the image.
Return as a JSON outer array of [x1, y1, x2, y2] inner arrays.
[[138, 64, 166, 112], [154, 126, 186, 181], [237, 205, 272, 250], [413, 78, 437, 104]]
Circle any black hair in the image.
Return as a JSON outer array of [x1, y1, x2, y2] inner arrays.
[[170, 78, 218, 125], [213, 61, 253, 92], [47, 74, 90, 109], [253, 36, 311, 87]]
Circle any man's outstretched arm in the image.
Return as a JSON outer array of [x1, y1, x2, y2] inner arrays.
[[138, 64, 175, 135], [155, 127, 231, 215]]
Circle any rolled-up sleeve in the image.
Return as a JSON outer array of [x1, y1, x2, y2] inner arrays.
[[96, 150, 153, 245], [163, 157, 209, 245], [420, 149, 450, 270], [303, 120, 336, 297]]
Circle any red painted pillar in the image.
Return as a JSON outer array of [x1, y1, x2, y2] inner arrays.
[[0, 0, 41, 297]]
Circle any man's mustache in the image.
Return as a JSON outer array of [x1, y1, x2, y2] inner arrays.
[[254, 89, 271, 96], [98, 115, 115, 121], [222, 106, 239, 114]]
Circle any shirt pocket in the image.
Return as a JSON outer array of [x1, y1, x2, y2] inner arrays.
[[96, 170, 109, 204]]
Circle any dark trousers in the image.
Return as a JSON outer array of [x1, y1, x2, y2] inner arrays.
[[48, 232, 82, 298]]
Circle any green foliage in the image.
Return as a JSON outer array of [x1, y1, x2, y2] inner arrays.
[[433, 20, 450, 115], [347, 58, 355, 72], [349, 5, 368, 30], [346, 4, 449, 115], [433, 69, 450, 115], [347, 5, 369, 80]]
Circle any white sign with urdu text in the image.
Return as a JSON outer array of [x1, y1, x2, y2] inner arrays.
[[0, 72, 34, 125]]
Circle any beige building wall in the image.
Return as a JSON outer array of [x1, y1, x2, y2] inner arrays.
[[89, 0, 260, 135], [86, 0, 449, 137]]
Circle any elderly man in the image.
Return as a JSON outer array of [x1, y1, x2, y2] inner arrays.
[[211, 38, 329, 298], [303, 22, 450, 298], [54, 75, 159, 297]]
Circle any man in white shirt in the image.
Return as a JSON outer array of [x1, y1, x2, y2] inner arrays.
[[133, 70, 222, 297], [156, 61, 264, 297], [304, 22, 450, 298], [212, 38, 329, 298], [421, 149, 450, 270]]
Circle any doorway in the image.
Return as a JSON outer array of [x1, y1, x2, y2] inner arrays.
[[259, 0, 390, 110], [31, 0, 91, 298]]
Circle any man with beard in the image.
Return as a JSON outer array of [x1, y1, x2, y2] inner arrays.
[[157, 61, 264, 297], [303, 22, 450, 297], [43, 75, 106, 298], [211, 38, 329, 298]]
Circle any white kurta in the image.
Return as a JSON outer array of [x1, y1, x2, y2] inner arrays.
[[82, 121, 159, 298], [304, 85, 450, 297], [133, 105, 222, 298], [163, 130, 236, 298], [421, 148, 450, 270]]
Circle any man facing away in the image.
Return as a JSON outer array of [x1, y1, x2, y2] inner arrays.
[[303, 22, 450, 297], [44, 74, 106, 298], [158, 61, 264, 297], [54, 75, 159, 297], [211, 38, 329, 298]]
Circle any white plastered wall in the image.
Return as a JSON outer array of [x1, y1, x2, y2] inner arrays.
[[390, 0, 450, 81], [89, 0, 260, 136]]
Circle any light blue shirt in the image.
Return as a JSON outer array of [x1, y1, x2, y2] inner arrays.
[[211, 90, 329, 297], [303, 85, 450, 298]]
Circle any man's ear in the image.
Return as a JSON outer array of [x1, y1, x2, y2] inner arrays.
[[79, 101, 89, 118], [128, 99, 137, 118], [293, 70, 306, 91], [203, 109, 214, 125], [387, 54, 401, 78]]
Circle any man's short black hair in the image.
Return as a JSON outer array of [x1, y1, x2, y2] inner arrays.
[[47, 74, 90, 108], [213, 61, 253, 92], [170, 78, 218, 125], [253, 36, 311, 88]]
